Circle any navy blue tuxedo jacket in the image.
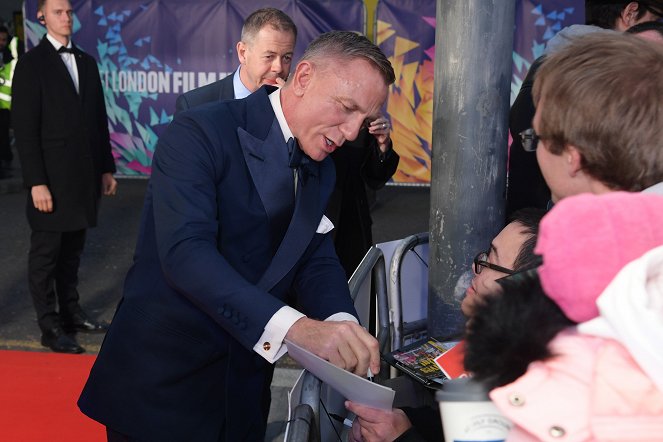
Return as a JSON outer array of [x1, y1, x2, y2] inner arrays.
[[79, 87, 355, 440]]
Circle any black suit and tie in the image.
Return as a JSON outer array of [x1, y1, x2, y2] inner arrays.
[[327, 129, 399, 278], [12, 36, 116, 350]]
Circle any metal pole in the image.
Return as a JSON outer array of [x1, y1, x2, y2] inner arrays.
[[429, 0, 516, 337]]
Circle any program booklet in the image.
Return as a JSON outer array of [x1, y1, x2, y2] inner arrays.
[[384, 337, 465, 389]]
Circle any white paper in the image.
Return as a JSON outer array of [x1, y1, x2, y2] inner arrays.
[[285, 339, 395, 410]]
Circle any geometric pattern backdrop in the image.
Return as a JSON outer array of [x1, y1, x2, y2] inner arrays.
[[23, 0, 583, 182]]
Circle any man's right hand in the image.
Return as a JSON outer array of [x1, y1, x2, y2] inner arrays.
[[31, 185, 53, 213], [286, 317, 380, 377]]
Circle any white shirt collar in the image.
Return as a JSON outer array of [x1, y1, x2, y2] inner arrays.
[[268, 88, 292, 143], [46, 33, 72, 51], [233, 66, 252, 99]]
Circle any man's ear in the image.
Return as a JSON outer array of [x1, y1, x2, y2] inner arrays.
[[291, 61, 312, 97], [236, 41, 247, 64], [620, 2, 640, 28], [566, 145, 583, 177]]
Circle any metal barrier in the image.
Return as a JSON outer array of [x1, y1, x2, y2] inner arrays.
[[287, 234, 430, 441], [347, 246, 391, 374], [286, 372, 321, 442], [387, 232, 430, 351]]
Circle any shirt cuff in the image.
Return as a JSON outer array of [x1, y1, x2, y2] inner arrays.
[[253, 306, 305, 363], [378, 140, 393, 162], [253, 310, 359, 363], [325, 312, 358, 324]]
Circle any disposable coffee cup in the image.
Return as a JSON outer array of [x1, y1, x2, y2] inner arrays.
[[436, 378, 511, 442]]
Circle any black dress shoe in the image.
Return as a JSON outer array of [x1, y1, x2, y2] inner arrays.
[[41, 327, 85, 354], [63, 312, 110, 333]]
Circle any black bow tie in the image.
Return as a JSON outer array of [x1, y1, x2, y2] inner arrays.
[[287, 137, 312, 185], [58, 46, 75, 54]]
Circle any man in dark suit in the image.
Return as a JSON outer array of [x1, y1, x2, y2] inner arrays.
[[12, 0, 117, 354], [175, 7, 296, 113], [79, 31, 395, 441], [328, 117, 400, 279]]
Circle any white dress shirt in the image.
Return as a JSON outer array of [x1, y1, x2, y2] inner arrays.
[[232, 66, 252, 99]]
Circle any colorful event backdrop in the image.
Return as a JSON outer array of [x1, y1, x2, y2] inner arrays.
[[24, 0, 583, 182], [376, 0, 583, 183], [23, 0, 365, 176]]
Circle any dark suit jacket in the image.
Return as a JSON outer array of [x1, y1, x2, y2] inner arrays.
[[175, 70, 234, 114], [12, 37, 115, 231], [79, 87, 355, 441]]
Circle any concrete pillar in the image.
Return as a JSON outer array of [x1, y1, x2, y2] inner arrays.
[[428, 0, 516, 337]]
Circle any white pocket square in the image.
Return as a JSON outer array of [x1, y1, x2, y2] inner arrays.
[[316, 215, 334, 234]]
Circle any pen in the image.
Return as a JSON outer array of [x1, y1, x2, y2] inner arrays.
[[367, 367, 374, 383]]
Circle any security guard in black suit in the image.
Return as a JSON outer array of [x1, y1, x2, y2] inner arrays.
[[12, 0, 117, 353]]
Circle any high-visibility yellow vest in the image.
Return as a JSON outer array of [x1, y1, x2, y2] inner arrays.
[[0, 37, 19, 110]]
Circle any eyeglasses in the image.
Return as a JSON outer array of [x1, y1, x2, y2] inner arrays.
[[519, 128, 539, 152], [473, 251, 516, 275]]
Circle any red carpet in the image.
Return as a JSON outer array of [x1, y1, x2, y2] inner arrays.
[[0, 350, 104, 442]]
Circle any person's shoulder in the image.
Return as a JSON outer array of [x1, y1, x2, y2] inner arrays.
[[178, 85, 271, 123], [73, 46, 96, 62], [181, 76, 232, 105], [176, 97, 244, 131], [643, 182, 663, 195], [14, 43, 43, 69], [21, 40, 48, 57]]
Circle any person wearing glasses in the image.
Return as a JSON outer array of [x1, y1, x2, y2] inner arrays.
[[465, 191, 663, 441], [461, 208, 544, 317], [345, 208, 544, 442], [507, 0, 663, 217], [531, 33, 663, 203]]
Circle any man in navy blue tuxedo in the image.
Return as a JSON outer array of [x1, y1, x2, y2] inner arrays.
[[175, 7, 296, 113], [79, 31, 395, 441]]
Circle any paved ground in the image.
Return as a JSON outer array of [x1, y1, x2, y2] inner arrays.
[[0, 155, 430, 441]]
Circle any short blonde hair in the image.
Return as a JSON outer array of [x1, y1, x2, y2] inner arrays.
[[533, 33, 663, 191]]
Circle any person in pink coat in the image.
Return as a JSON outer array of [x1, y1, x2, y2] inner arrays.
[[465, 191, 663, 441]]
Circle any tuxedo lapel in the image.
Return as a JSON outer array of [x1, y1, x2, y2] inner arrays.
[[236, 85, 324, 291], [238, 119, 294, 251], [257, 158, 321, 293]]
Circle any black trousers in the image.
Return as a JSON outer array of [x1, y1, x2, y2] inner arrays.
[[28, 229, 86, 331]]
